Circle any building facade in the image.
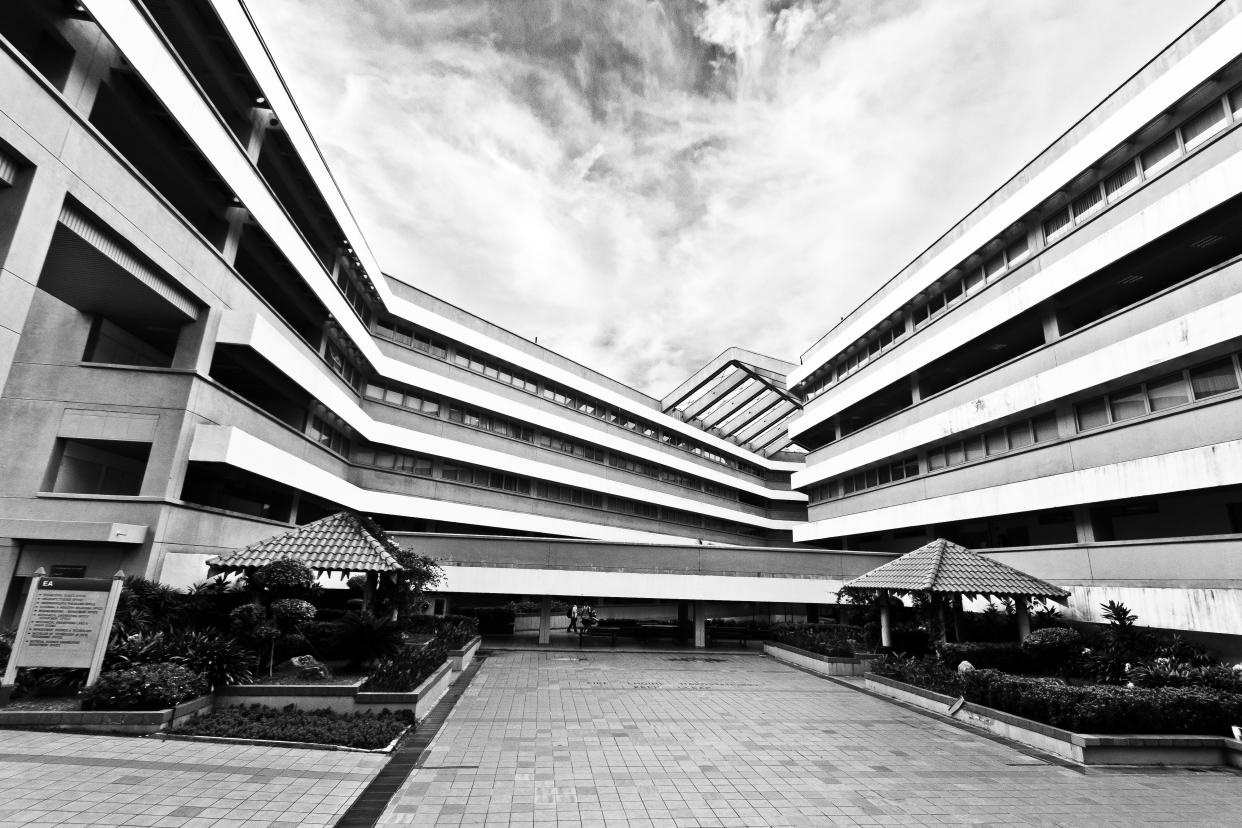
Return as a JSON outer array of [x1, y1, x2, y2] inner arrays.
[[1, 0, 1240, 641]]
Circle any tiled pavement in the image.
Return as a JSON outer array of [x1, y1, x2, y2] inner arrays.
[[377, 650, 1242, 827], [0, 728, 385, 827]]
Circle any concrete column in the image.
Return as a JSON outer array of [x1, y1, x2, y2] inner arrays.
[[58, 20, 119, 116], [879, 599, 892, 648], [1039, 300, 1060, 344], [935, 596, 949, 643], [172, 306, 221, 374], [951, 594, 965, 643], [1072, 505, 1096, 544], [0, 539, 20, 625], [909, 371, 922, 404], [362, 571, 378, 614], [246, 107, 275, 162], [0, 167, 66, 396], [220, 205, 249, 265], [693, 600, 706, 649], [1015, 597, 1031, 641], [538, 595, 552, 645]]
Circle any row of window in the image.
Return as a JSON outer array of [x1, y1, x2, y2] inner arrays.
[[350, 451, 764, 537], [307, 413, 349, 456], [325, 339, 365, 392], [807, 353, 1242, 505], [334, 259, 373, 328], [372, 319, 766, 477], [799, 81, 1242, 404], [1076, 354, 1241, 431], [363, 381, 753, 504]]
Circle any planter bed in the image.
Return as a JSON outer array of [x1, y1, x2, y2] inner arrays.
[[220, 660, 453, 720], [0, 693, 213, 735], [765, 642, 879, 677], [865, 673, 1242, 768], [153, 727, 409, 753], [449, 636, 482, 671], [163, 703, 412, 751]]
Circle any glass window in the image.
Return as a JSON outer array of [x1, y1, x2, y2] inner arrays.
[[982, 255, 1004, 279], [1043, 208, 1071, 240], [1231, 85, 1242, 118], [904, 458, 920, 478], [985, 428, 1008, 455], [964, 268, 984, 293], [1072, 186, 1104, 222], [364, 383, 384, 400], [1181, 101, 1227, 150], [1032, 413, 1059, 442], [1008, 422, 1033, 448], [383, 388, 403, 405], [1005, 236, 1029, 265], [1104, 161, 1139, 201], [943, 279, 964, 304], [876, 465, 891, 485], [946, 442, 965, 466], [964, 436, 986, 461], [1141, 132, 1181, 175], [421, 399, 441, 415], [927, 450, 946, 471], [1146, 372, 1189, 412], [1076, 398, 1110, 431], [1109, 385, 1147, 422], [1189, 358, 1239, 399]]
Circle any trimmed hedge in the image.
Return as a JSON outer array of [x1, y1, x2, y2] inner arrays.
[[874, 658, 1242, 736], [398, 614, 479, 650], [771, 622, 859, 657], [938, 642, 1026, 672], [82, 663, 208, 711], [170, 703, 412, 749]]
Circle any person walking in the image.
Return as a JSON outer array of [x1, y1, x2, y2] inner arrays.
[[566, 603, 579, 632]]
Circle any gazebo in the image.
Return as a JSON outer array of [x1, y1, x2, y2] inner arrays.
[[839, 538, 1069, 647], [207, 512, 404, 609]]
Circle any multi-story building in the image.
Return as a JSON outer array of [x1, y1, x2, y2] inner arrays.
[[788, 0, 1242, 639], [1, 0, 1240, 644]]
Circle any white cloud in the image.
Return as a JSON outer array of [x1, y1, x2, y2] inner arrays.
[[247, 0, 1214, 395]]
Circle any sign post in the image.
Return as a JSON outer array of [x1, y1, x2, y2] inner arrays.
[[0, 568, 124, 704]]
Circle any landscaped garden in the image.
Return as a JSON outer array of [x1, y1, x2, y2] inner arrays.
[[868, 600, 1242, 737], [0, 513, 479, 748]]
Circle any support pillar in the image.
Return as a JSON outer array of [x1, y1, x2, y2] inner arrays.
[[879, 598, 892, 649], [693, 600, 706, 649], [1039, 300, 1060, 344], [677, 600, 689, 644], [935, 596, 948, 643], [538, 595, 552, 645], [362, 571, 377, 614], [1072, 505, 1096, 544], [951, 594, 965, 643], [1015, 597, 1031, 641]]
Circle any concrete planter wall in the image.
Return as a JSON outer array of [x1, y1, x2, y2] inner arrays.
[[219, 661, 454, 721], [0, 693, 213, 735], [449, 636, 482, 672], [865, 673, 1242, 768], [764, 642, 879, 677]]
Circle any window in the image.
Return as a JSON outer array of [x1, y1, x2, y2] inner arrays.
[[1072, 186, 1104, 222], [1104, 162, 1139, 201], [1189, 358, 1239, 399], [1141, 132, 1181, 175], [1007, 422, 1034, 448], [964, 268, 984, 293], [982, 255, 1004, 280], [1231, 85, 1242, 118], [308, 415, 349, 455], [985, 428, 1008, 455], [964, 436, 986, 461], [1181, 101, 1227, 150], [1032, 413, 1059, 442], [1108, 385, 1147, 422], [1005, 236, 1029, 265], [1146, 372, 1189, 412], [50, 439, 149, 496], [1043, 208, 1072, 240], [1076, 398, 1110, 431]]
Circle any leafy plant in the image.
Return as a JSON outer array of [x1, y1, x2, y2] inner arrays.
[[772, 622, 861, 657], [174, 632, 256, 688], [339, 612, 405, 670], [270, 598, 317, 629], [939, 642, 1026, 672], [169, 703, 413, 749], [365, 639, 449, 693], [82, 663, 207, 711], [1021, 627, 1083, 675], [104, 631, 178, 671], [113, 577, 186, 635], [247, 559, 316, 599]]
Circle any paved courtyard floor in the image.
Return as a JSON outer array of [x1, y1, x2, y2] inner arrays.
[[378, 650, 1242, 827], [0, 728, 385, 826]]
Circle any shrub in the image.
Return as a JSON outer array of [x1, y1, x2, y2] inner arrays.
[[302, 621, 351, 660], [1128, 659, 1242, 691], [104, 631, 177, 671], [772, 622, 859, 657], [456, 607, 515, 635], [1021, 627, 1083, 675], [82, 663, 208, 711], [365, 639, 449, 693], [339, 612, 405, 670], [113, 577, 186, 635], [175, 632, 257, 688], [170, 703, 413, 750], [249, 559, 315, 598], [874, 659, 1242, 736], [939, 642, 1026, 672], [270, 598, 317, 628]]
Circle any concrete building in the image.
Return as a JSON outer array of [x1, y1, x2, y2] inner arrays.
[[1, 0, 1240, 643]]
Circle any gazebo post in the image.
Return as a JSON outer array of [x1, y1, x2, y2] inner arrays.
[[879, 594, 893, 648], [933, 594, 949, 643], [1015, 596, 1031, 641], [952, 594, 965, 643], [363, 571, 378, 613]]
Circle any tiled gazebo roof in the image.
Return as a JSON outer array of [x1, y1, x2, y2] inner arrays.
[[841, 538, 1068, 599], [207, 512, 403, 575]]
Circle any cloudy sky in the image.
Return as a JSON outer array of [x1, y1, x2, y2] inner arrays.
[[248, 0, 1214, 396]]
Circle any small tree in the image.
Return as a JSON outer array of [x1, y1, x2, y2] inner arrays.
[[354, 515, 443, 620]]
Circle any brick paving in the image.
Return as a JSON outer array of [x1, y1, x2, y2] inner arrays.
[[377, 650, 1242, 827], [0, 728, 385, 827]]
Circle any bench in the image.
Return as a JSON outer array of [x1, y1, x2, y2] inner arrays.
[[577, 626, 621, 647], [708, 627, 751, 647]]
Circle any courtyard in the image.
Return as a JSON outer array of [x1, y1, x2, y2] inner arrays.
[[1, 649, 1241, 826]]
